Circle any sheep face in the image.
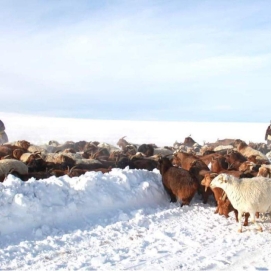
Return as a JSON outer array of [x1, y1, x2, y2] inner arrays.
[[257, 167, 270, 177], [201, 173, 218, 191], [210, 173, 231, 189], [238, 161, 256, 172]]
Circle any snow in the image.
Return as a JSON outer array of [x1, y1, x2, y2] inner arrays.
[[0, 112, 271, 270]]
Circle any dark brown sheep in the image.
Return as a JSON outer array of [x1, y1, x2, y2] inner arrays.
[[157, 157, 198, 207], [225, 150, 247, 170], [116, 156, 158, 171], [137, 144, 154, 157], [188, 159, 213, 204]]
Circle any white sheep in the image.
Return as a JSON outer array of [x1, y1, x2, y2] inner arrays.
[[0, 159, 28, 179], [210, 173, 271, 233]]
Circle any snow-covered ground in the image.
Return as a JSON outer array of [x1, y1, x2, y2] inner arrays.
[[0, 112, 271, 271]]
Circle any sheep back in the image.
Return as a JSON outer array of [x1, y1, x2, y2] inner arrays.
[[0, 159, 28, 176], [211, 174, 271, 213]]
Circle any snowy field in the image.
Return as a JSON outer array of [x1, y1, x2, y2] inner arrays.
[[0, 112, 271, 270]]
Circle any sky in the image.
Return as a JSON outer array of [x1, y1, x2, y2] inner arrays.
[[0, 0, 271, 122], [0, 114, 271, 270]]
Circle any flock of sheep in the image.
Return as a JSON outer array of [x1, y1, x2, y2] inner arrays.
[[1, 135, 271, 233]]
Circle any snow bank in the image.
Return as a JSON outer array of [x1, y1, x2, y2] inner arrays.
[[0, 168, 167, 236]]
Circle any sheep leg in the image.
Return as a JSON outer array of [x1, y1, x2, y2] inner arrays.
[[237, 211, 243, 233], [180, 196, 193, 207], [201, 189, 210, 204], [250, 213, 263, 232], [234, 209, 238, 222], [243, 212, 250, 226], [163, 185, 177, 202], [170, 195, 177, 203]]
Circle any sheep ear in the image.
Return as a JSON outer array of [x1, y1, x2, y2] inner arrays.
[[218, 176, 224, 183]]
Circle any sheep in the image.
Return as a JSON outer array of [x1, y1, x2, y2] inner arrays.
[[97, 142, 120, 153], [13, 140, 31, 150], [137, 144, 155, 157], [172, 150, 220, 170], [238, 161, 258, 175], [74, 158, 104, 170], [27, 144, 48, 154], [153, 147, 173, 158], [213, 145, 234, 152], [116, 155, 158, 171], [201, 172, 250, 226], [0, 144, 28, 159], [210, 155, 228, 172], [203, 138, 235, 149], [257, 164, 271, 177], [47, 141, 77, 153], [225, 150, 247, 170], [82, 147, 110, 160], [172, 151, 198, 170], [234, 139, 269, 164], [13, 171, 52, 181], [248, 142, 269, 155], [182, 136, 199, 147], [188, 159, 213, 204], [117, 136, 138, 151], [74, 140, 88, 152], [210, 173, 271, 232], [0, 120, 8, 144], [68, 166, 112, 177], [0, 159, 28, 181], [157, 156, 198, 206], [0, 145, 14, 159]]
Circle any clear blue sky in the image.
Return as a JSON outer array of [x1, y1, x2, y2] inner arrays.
[[0, 0, 270, 122]]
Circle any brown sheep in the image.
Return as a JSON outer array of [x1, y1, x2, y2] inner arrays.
[[116, 156, 158, 171], [157, 156, 198, 207], [210, 155, 228, 173], [183, 136, 198, 147], [257, 165, 271, 177], [172, 151, 198, 170], [117, 136, 130, 150], [188, 159, 213, 204], [0, 145, 14, 159], [14, 140, 31, 150], [116, 136, 138, 152], [0, 144, 28, 160], [137, 144, 154, 157], [172, 150, 220, 170], [12, 171, 52, 181], [225, 150, 247, 170]]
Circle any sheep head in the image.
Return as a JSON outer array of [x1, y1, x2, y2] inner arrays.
[[210, 173, 231, 189]]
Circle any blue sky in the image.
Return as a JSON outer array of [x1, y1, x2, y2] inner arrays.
[[0, 0, 271, 122]]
